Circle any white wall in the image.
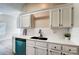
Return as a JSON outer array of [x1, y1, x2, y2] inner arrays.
[[0, 13, 21, 41], [0, 3, 23, 41], [0, 4, 23, 54]]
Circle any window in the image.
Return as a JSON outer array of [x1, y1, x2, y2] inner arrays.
[[0, 23, 6, 36]]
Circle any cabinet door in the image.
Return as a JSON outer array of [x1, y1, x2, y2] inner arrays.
[[51, 9, 60, 27], [60, 6, 72, 27], [20, 14, 31, 28], [26, 46, 35, 55], [36, 47, 47, 55], [48, 50, 61, 55]]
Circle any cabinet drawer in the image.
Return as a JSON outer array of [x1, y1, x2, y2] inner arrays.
[[62, 45, 78, 53], [27, 40, 35, 46], [36, 41, 47, 48], [48, 50, 61, 55], [61, 52, 77, 55], [36, 47, 47, 55], [48, 43, 61, 50]]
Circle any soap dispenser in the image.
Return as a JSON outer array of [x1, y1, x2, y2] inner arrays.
[[23, 28, 27, 35]]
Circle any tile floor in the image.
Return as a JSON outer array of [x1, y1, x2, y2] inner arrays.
[[0, 39, 13, 55]]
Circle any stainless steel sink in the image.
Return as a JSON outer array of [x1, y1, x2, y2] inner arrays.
[[31, 36, 47, 40]]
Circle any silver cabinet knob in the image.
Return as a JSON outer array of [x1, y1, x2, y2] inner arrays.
[[69, 49, 71, 51], [54, 46, 56, 48]]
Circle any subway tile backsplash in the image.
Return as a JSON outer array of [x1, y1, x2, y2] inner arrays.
[[26, 28, 69, 40], [19, 27, 79, 42], [70, 27, 79, 43]]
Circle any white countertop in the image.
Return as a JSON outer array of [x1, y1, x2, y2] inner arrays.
[[14, 35, 79, 47], [47, 39, 79, 47]]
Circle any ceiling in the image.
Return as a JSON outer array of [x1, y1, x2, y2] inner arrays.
[[0, 3, 24, 14]]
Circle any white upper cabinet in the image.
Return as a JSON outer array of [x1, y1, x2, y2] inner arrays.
[[22, 14, 31, 28], [19, 14, 33, 28], [51, 8, 60, 27], [18, 5, 73, 28], [51, 6, 73, 28], [60, 6, 72, 27]]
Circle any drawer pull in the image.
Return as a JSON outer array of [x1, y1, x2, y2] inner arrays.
[[62, 53, 66, 55], [50, 50, 52, 52], [69, 49, 71, 51], [33, 47, 36, 48], [61, 52, 62, 55], [54, 47, 56, 49]]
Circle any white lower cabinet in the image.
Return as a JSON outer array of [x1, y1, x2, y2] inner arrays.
[[48, 43, 62, 55], [26, 40, 36, 55], [26, 40, 79, 55], [36, 47, 47, 55], [14, 37, 79, 55], [35, 41, 48, 55], [26, 40, 48, 55], [26, 46, 47, 55], [48, 43, 79, 55], [26, 46, 35, 55], [36, 41, 47, 48]]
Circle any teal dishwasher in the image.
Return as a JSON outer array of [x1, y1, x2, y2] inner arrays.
[[15, 38, 26, 55]]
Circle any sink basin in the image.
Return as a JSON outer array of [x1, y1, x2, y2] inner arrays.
[[31, 36, 47, 40]]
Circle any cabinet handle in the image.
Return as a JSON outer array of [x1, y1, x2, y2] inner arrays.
[[50, 50, 52, 52], [54, 47, 56, 49], [59, 24, 60, 26], [59, 9, 61, 12], [33, 47, 35, 48], [50, 50, 52, 55], [63, 53, 66, 55], [69, 49, 71, 51], [59, 24, 63, 26], [51, 25, 52, 27], [61, 52, 62, 55]]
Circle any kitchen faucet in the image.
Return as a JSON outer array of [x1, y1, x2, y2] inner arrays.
[[39, 29, 43, 37]]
